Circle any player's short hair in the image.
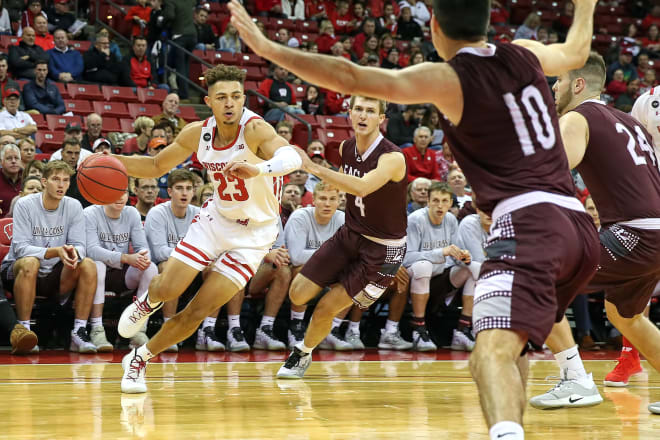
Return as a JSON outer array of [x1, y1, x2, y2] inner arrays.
[[43, 160, 74, 178], [568, 52, 607, 92], [205, 64, 246, 88], [61, 138, 81, 151], [432, 0, 490, 42], [313, 181, 338, 196], [349, 95, 387, 115], [428, 181, 453, 198], [167, 169, 195, 188]]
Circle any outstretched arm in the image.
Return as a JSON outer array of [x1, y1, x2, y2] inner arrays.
[[559, 111, 589, 169], [513, 0, 597, 76]]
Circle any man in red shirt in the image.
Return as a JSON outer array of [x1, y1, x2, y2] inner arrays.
[[255, 0, 284, 17], [127, 36, 154, 88], [33, 16, 54, 51], [402, 126, 441, 182], [328, 0, 354, 35], [257, 64, 303, 121]]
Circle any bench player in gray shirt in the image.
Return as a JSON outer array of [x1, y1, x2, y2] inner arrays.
[[84, 191, 158, 351], [0, 161, 97, 353]]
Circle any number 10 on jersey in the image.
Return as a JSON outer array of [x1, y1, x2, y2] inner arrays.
[[213, 172, 249, 201]]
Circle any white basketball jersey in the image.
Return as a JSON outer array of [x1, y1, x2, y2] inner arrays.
[[196, 108, 283, 223]]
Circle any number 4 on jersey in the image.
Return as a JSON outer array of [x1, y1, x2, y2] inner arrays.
[[355, 196, 365, 217]]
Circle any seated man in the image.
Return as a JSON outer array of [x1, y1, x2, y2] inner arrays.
[[22, 60, 65, 115], [33, 15, 54, 51], [83, 33, 134, 86], [407, 177, 430, 214], [84, 191, 158, 350], [257, 64, 304, 122], [0, 160, 96, 353], [402, 126, 441, 182], [151, 94, 187, 137], [47, 29, 84, 83], [0, 144, 23, 218], [0, 88, 37, 141], [8, 27, 49, 80], [131, 178, 160, 222]]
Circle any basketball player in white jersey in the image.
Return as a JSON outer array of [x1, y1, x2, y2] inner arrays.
[[114, 65, 303, 394]]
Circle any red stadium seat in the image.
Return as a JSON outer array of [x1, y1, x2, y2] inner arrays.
[[0, 218, 12, 245], [293, 84, 306, 101], [128, 103, 161, 118], [177, 106, 198, 121], [63, 99, 93, 115], [208, 51, 240, 66], [238, 53, 267, 67], [69, 40, 92, 53], [102, 85, 139, 103], [53, 82, 70, 99], [35, 131, 66, 154], [46, 114, 82, 131], [242, 66, 266, 81], [268, 18, 296, 31], [34, 153, 51, 161], [93, 101, 129, 118], [0, 244, 9, 262], [296, 20, 318, 33], [0, 35, 19, 49], [101, 117, 121, 133], [137, 88, 168, 104], [31, 113, 48, 130], [318, 115, 352, 129], [244, 80, 259, 92], [316, 128, 351, 151], [120, 119, 135, 133], [325, 143, 342, 168], [67, 83, 103, 101]]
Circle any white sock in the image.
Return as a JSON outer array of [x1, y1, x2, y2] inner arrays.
[[136, 344, 155, 361], [554, 345, 588, 381], [18, 320, 30, 330], [348, 321, 360, 334], [228, 314, 240, 329], [489, 421, 524, 440], [260, 315, 275, 328], [291, 310, 305, 321], [331, 317, 343, 329], [90, 317, 103, 328], [385, 319, 399, 333], [73, 319, 87, 332], [163, 317, 171, 323], [202, 317, 216, 329], [296, 341, 314, 354]]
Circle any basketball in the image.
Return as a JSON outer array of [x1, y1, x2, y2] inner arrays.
[[77, 155, 128, 204]]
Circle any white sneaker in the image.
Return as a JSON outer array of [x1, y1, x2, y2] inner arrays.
[[412, 326, 437, 352], [227, 327, 250, 352], [288, 319, 306, 349], [90, 326, 113, 352], [70, 327, 97, 353], [650, 401, 660, 414], [253, 325, 286, 350], [530, 373, 603, 409], [195, 326, 225, 352], [276, 347, 312, 379], [449, 328, 475, 351], [345, 328, 365, 350], [121, 348, 148, 394], [118, 293, 163, 338], [318, 327, 353, 351], [129, 331, 149, 349], [378, 328, 413, 350]]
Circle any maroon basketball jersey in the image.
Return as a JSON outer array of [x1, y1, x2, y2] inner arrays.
[[572, 100, 660, 226], [438, 43, 576, 215], [341, 135, 408, 239]]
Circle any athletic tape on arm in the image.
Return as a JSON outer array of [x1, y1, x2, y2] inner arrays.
[[256, 146, 303, 177]]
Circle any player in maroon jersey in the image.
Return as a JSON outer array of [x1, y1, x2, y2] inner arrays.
[[229, 0, 599, 438], [275, 95, 414, 379], [529, 53, 660, 414]]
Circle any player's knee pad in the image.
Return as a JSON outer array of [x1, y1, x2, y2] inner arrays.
[[449, 265, 470, 289], [409, 260, 432, 294]]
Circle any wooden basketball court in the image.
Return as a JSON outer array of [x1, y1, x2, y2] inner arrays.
[[0, 350, 658, 439]]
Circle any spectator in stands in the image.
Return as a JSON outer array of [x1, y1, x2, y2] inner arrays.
[[8, 27, 49, 80], [125, 0, 151, 37], [553, 0, 573, 39], [127, 36, 161, 90], [147, 136, 167, 157], [83, 34, 134, 86], [92, 137, 112, 154], [607, 47, 638, 83], [536, 27, 549, 44], [378, 2, 397, 34], [316, 20, 338, 54], [420, 105, 443, 148], [642, 5, 660, 30], [282, 0, 304, 20], [84, 190, 158, 351], [18, 138, 35, 169], [407, 177, 430, 214], [396, 6, 423, 41], [193, 5, 216, 52], [399, 0, 431, 29], [1, 160, 97, 353], [490, 0, 509, 25], [218, 22, 242, 54], [280, 182, 302, 226], [49, 127, 92, 164], [323, 88, 350, 115], [275, 27, 290, 45], [621, 23, 642, 53], [275, 120, 293, 143], [513, 12, 540, 41], [606, 69, 628, 100], [408, 49, 425, 66], [22, 159, 44, 181], [255, 0, 284, 18], [0, 88, 37, 140], [80, 114, 104, 152], [378, 33, 395, 61], [7, 174, 43, 217], [436, 142, 456, 182], [0, 143, 22, 216], [22, 60, 64, 115], [33, 15, 53, 51], [152, 93, 187, 136], [352, 17, 377, 60], [386, 104, 422, 147], [153, 119, 175, 144], [163, 0, 197, 99], [196, 182, 213, 206], [330, 39, 351, 60], [447, 168, 471, 210], [57, 139, 91, 208], [615, 78, 641, 113], [0, 0, 10, 35], [64, 121, 82, 143], [403, 126, 441, 183], [641, 69, 657, 94], [0, 56, 19, 99], [381, 47, 401, 69], [0, 134, 15, 145], [328, 0, 353, 35], [548, 30, 559, 44], [47, 29, 83, 82], [132, 177, 159, 221], [306, 0, 330, 21], [641, 24, 660, 56], [146, 0, 167, 48], [302, 84, 325, 115], [258, 64, 304, 122], [122, 116, 154, 155], [20, 0, 47, 34], [637, 52, 651, 78], [47, 0, 75, 34]]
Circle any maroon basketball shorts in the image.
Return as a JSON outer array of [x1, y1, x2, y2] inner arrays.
[[587, 224, 660, 318], [300, 226, 406, 309], [472, 204, 599, 346]]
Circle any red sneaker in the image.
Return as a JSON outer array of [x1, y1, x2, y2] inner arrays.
[[604, 354, 643, 387]]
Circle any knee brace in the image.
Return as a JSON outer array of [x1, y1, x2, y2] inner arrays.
[[409, 260, 433, 294]]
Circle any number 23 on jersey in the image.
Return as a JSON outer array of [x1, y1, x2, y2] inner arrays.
[[213, 172, 249, 201]]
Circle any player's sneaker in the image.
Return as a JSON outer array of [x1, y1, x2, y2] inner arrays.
[[90, 326, 113, 352], [195, 326, 225, 352], [412, 326, 437, 352], [318, 327, 353, 351], [129, 330, 149, 349], [288, 319, 306, 349], [118, 293, 163, 338], [10, 323, 38, 355], [70, 327, 97, 353], [345, 328, 365, 350], [604, 354, 643, 387], [450, 328, 475, 351], [378, 328, 413, 350], [121, 348, 148, 393], [253, 325, 286, 350], [227, 327, 250, 352], [649, 401, 660, 414], [276, 347, 312, 379], [529, 373, 603, 409]]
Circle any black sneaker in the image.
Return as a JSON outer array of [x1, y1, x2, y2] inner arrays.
[[288, 318, 306, 349], [277, 347, 312, 379], [227, 327, 250, 352]]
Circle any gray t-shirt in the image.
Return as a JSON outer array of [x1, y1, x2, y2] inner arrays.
[[144, 201, 199, 264], [455, 214, 488, 264], [2, 193, 86, 276], [284, 207, 345, 267], [404, 207, 458, 268]]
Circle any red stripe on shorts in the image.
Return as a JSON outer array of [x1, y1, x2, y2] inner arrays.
[[221, 259, 250, 283], [175, 247, 209, 266], [225, 254, 254, 277], [179, 241, 210, 262]]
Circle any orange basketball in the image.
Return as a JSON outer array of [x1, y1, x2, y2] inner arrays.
[[77, 155, 128, 204]]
